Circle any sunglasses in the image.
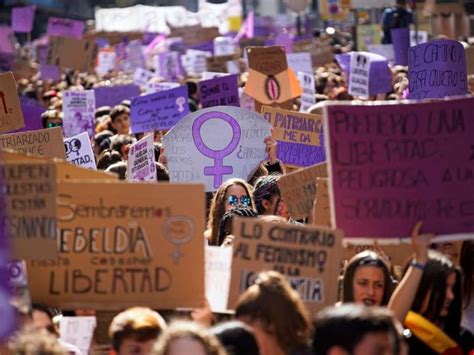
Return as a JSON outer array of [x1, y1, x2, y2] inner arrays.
[[226, 195, 251, 207], [46, 122, 63, 128]]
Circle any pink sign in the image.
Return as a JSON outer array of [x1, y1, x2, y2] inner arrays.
[[47, 17, 84, 39], [325, 97, 474, 240], [11, 6, 36, 33]]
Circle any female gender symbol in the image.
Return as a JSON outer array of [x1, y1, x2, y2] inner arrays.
[[192, 111, 241, 189]]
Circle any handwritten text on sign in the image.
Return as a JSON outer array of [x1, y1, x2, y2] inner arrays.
[[408, 39, 467, 100], [229, 217, 343, 316], [199, 74, 240, 109], [325, 97, 474, 239]]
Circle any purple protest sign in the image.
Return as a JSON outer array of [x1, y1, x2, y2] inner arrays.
[[94, 84, 140, 108], [62, 90, 96, 138], [11, 6, 36, 33], [408, 39, 467, 100], [0, 53, 15, 72], [155, 52, 184, 81], [162, 106, 271, 192], [189, 41, 214, 54], [47, 17, 84, 40], [40, 64, 61, 81], [274, 31, 293, 53], [325, 97, 474, 240], [391, 28, 410, 66], [130, 85, 189, 133], [0, 26, 14, 54], [11, 96, 44, 133], [199, 74, 240, 109]]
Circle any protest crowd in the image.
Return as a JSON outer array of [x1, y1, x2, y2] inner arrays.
[[0, 0, 473, 354]]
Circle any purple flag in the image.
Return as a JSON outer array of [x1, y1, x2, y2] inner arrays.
[[199, 74, 240, 109], [391, 28, 410, 66], [47, 17, 84, 39], [131, 85, 189, 133], [11, 6, 36, 33], [94, 84, 140, 108], [408, 39, 467, 100]]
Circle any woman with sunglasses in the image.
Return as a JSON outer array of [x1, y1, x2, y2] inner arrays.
[[341, 250, 394, 307], [206, 178, 256, 246]]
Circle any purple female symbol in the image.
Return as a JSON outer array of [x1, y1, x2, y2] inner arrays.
[[192, 111, 241, 189]]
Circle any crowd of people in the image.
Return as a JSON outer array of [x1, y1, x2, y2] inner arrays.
[[1, 1, 474, 354]]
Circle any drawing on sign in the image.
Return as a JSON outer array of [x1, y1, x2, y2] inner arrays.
[[176, 97, 186, 112], [192, 111, 241, 188], [265, 76, 281, 101], [163, 216, 195, 264], [64, 138, 81, 157]]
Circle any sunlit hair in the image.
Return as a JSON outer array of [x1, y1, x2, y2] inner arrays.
[[207, 178, 254, 246], [235, 271, 312, 353], [152, 320, 226, 355], [342, 250, 394, 305], [403, 250, 462, 337], [109, 307, 167, 352]]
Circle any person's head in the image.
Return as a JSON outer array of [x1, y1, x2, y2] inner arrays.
[[211, 320, 260, 355], [207, 178, 254, 245], [155, 162, 170, 182], [9, 326, 67, 355], [215, 206, 258, 246], [97, 149, 123, 170], [405, 250, 462, 335], [31, 304, 61, 336], [109, 307, 167, 355], [152, 321, 226, 355], [110, 134, 136, 160], [312, 304, 402, 355], [105, 161, 128, 180], [41, 109, 63, 129], [94, 130, 114, 155], [110, 104, 131, 135], [342, 251, 394, 306], [235, 271, 312, 353], [252, 175, 288, 218]]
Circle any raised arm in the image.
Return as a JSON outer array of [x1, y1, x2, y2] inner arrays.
[[388, 221, 433, 323]]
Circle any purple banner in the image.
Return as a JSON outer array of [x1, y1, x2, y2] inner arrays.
[[391, 28, 410, 66], [11, 6, 36, 33], [199, 74, 240, 109], [130, 85, 189, 133], [94, 84, 140, 108], [408, 39, 467, 100], [47, 16, 84, 39], [326, 97, 474, 239]]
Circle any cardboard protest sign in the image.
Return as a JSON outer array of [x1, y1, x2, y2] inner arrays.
[[206, 54, 239, 73], [154, 52, 184, 81], [245, 46, 302, 112], [287, 52, 313, 74], [0, 26, 15, 54], [391, 28, 410, 66], [133, 68, 155, 88], [2, 161, 57, 260], [298, 71, 316, 113], [62, 90, 95, 138], [26, 182, 205, 310], [169, 26, 220, 47], [293, 38, 334, 68], [214, 37, 235, 56], [0, 72, 25, 133], [228, 217, 343, 315], [262, 106, 325, 167], [47, 36, 98, 73], [343, 242, 413, 268], [122, 40, 146, 74], [313, 178, 331, 227], [199, 74, 240, 109], [205, 246, 232, 313], [324, 97, 474, 240], [94, 84, 140, 108], [182, 50, 212, 77], [47, 17, 84, 39], [146, 82, 180, 94], [130, 85, 189, 133], [410, 30, 428, 47], [408, 39, 467, 100], [0, 127, 66, 159], [64, 132, 96, 170], [277, 162, 328, 220], [11, 6, 36, 33], [366, 44, 395, 63], [127, 134, 156, 182], [0, 53, 15, 73], [13, 56, 39, 80], [162, 106, 271, 192], [96, 50, 117, 77], [60, 317, 96, 355]]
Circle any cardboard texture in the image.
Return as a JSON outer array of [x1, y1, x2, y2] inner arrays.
[[325, 97, 474, 239], [262, 106, 325, 167], [313, 178, 331, 227], [293, 38, 334, 68], [3, 161, 58, 260], [465, 47, 474, 75], [408, 39, 467, 100], [47, 36, 98, 73], [47, 17, 84, 39], [0, 127, 66, 159], [26, 182, 205, 310], [13, 56, 38, 80], [278, 162, 328, 220], [64, 132, 96, 170], [245, 46, 302, 112], [206, 54, 239, 73], [0, 72, 25, 133], [162, 106, 271, 192], [229, 217, 343, 316]]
